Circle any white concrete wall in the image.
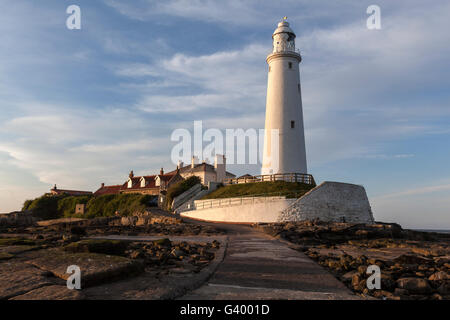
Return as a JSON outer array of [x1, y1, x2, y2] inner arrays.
[[278, 181, 375, 223], [180, 197, 296, 223]]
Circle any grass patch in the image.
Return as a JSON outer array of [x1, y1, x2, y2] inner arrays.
[[0, 252, 14, 260], [201, 181, 315, 200], [0, 238, 36, 246]]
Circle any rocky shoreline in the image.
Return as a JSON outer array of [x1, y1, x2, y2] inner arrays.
[[256, 221, 450, 300], [0, 210, 225, 300]]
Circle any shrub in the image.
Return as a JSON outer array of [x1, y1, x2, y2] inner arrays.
[[58, 195, 92, 218], [22, 193, 156, 220], [85, 193, 155, 218], [24, 195, 65, 220], [164, 176, 201, 210]]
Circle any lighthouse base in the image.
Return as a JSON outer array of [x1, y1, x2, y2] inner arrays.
[[278, 181, 375, 224]]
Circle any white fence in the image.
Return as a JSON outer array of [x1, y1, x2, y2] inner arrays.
[[192, 196, 287, 211]]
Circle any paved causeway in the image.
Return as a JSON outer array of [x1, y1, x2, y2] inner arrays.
[[180, 222, 359, 300]]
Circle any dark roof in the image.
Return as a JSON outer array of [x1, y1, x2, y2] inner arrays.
[[167, 163, 235, 177], [51, 188, 92, 195], [158, 173, 176, 182], [93, 185, 122, 196]]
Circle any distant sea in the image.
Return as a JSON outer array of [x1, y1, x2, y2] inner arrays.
[[414, 229, 450, 234]]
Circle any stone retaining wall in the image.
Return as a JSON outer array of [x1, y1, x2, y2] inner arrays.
[[278, 181, 374, 223]]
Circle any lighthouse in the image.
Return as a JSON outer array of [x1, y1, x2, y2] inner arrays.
[[262, 18, 307, 175]]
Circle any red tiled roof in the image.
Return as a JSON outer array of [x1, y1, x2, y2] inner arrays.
[[122, 175, 159, 191], [93, 185, 122, 196]]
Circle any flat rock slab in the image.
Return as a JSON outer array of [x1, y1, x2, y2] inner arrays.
[[37, 218, 86, 227], [24, 248, 144, 287], [0, 261, 53, 299], [83, 271, 179, 300], [0, 245, 40, 256], [10, 285, 84, 300], [89, 235, 226, 244]]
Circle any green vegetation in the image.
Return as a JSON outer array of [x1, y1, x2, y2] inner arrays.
[[22, 193, 156, 220], [58, 195, 91, 217], [0, 238, 36, 246], [164, 176, 201, 210], [0, 252, 14, 260], [201, 181, 315, 200], [83, 193, 155, 218], [22, 195, 64, 220]]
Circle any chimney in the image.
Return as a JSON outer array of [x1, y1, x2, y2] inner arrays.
[[101, 183, 105, 188], [214, 154, 226, 183], [177, 160, 184, 169], [53, 184, 57, 190], [160, 168, 164, 175], [191, 156, 199, 168], [129, 170, 134, 178]]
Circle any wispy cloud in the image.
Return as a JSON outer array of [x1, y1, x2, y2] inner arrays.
[[373, 183, 450, 200]]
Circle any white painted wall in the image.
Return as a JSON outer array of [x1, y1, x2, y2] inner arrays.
[[180, 197, 296, 223]]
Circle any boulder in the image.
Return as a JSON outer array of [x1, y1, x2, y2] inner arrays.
[[437, 281, 450, 295], [393, 255, 431, 265], [171, 249, 185, 259], [154, 238, 171, 247], [136, 216, 148, 226], [428, 271, 449, 281], [396, 277, 432, 294], [120, 216, 137, 227], [394, 288, 409, 296]]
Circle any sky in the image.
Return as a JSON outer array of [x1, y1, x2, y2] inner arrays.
[[0, 1, 449, 229]]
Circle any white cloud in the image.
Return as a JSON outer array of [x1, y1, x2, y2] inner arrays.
[[373, 183, 450, 200]]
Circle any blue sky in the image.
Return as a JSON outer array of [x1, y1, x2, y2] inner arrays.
[[0, 1, 449, 229]]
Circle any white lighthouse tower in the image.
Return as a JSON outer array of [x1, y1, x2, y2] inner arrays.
[[262, 18, 307, 175]]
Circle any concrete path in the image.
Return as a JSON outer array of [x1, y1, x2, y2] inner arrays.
[[179, 221, 360, 300]]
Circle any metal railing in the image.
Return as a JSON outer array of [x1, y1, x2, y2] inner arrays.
[[193, 194, 293, 211], [271, 47, 301, 55], [224, 173, 315, 185]]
